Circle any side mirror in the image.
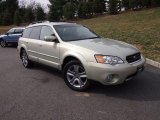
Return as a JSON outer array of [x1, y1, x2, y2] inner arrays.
[[44, 36, 57, 42]]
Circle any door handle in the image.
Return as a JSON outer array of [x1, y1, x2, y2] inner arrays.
[[39, 44, 42, 47]]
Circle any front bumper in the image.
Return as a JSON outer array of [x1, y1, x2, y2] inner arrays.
[[85, 57, 146, 85]]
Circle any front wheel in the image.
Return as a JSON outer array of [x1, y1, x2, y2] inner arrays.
[[0, 40, 8, 48], [63, 60, 90, 91]]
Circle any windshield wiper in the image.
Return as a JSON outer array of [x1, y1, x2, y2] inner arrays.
[[64, 37, 101, 42], [86, 37, 101, 39]]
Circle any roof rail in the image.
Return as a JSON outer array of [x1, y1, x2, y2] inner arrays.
[[29, 21, 50, 25]]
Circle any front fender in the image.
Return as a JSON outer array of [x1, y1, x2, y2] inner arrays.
[[61, 50, 88, 70], [0, 35, 8, 41], [0, 36, 5, 41]]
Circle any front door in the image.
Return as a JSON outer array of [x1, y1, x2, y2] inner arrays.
[[38, 26, 60, 69]]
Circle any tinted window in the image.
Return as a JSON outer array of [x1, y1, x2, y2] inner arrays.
[[22, 28, 32, 38], [30, 26, 42, 40], [40, 26, 54, 40], [14, 29, 24, 34]]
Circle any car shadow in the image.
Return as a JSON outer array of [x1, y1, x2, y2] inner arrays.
[[32, 63, 63, 78], [7, 44, 18, 48], [88, 65, 160, 101], [32, 63, 160, 101], [28, 63, 63, 84]]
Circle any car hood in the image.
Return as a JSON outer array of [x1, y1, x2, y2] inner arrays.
[[0, 34, 6, 38], [67, 38, 139, 59]]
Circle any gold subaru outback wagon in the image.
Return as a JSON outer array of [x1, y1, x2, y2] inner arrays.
[[18, 21, 145, 91]]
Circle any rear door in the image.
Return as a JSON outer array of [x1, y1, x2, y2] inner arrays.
[[26, 26, 42, 61]]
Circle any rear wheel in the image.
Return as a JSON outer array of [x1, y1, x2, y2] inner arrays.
[[21, 50, 33, 68], [0, 40, 8, 48], [63, 60, 90, 91]]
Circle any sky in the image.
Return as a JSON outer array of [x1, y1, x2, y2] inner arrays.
[[33, 0, 50, 6], [19, 0, 50, 7], [19, 0, 50, 12]]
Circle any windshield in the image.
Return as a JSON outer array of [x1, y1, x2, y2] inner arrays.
[[7, 29, 15, 34], [54, 24, 100, 41]]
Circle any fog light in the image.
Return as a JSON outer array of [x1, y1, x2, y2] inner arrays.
[[106, 74, 113, 82]]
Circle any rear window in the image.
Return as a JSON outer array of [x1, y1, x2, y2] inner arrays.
[[22, 28, 32, 38]]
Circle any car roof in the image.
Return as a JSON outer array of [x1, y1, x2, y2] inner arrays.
[[27, 22, 77, 28], [12, 27, 25, 30]]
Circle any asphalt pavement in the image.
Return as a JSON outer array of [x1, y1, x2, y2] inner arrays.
[[0, 46, 160, 120]]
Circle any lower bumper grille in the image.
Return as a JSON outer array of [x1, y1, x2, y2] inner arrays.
[[126, 53, 141, 63]]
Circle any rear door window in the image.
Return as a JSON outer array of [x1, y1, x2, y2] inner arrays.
[[14, 29, 24, 34], [29, 26, 42, 40]]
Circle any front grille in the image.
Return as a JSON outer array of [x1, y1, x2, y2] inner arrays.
[[126, 52, 141, 63]]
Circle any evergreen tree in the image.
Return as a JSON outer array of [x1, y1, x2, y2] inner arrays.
[[86, 1, 94, 17], [35, 4, 46, 21], [122, 0, 129, 10], [117, 0, 122, 12], [108, 0, 118, 15], [129, 0, 141, 9], [0, 13, 3, 25], [24, 6, 35, 23], [77, 2, 83, 18], [19, 6, 26, 23], [14, 9, 21, 26], [78, 2, 88, 18], [141, 0, 151, 7], [151, 0, 160, 7], [0, 0, 7, 25], [64, 2, 75, 20], [0, 0, 7, 13], [2, 9, 12, 25], [48, 0, 66, 21], [6, 0, 18, 23], [93, 0, 105, 14]]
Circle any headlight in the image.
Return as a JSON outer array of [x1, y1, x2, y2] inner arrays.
[[95, 55, 124, 65]]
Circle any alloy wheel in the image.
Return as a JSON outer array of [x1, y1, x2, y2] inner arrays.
[[0, 41, 7, 47], [66, 65, 87, 88], [22, 51, 29, 67]]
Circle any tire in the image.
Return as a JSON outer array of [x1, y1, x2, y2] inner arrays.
[[63, 60, 90, 91], [0, 40, 8, 48], [21, 50, 33, 68]]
